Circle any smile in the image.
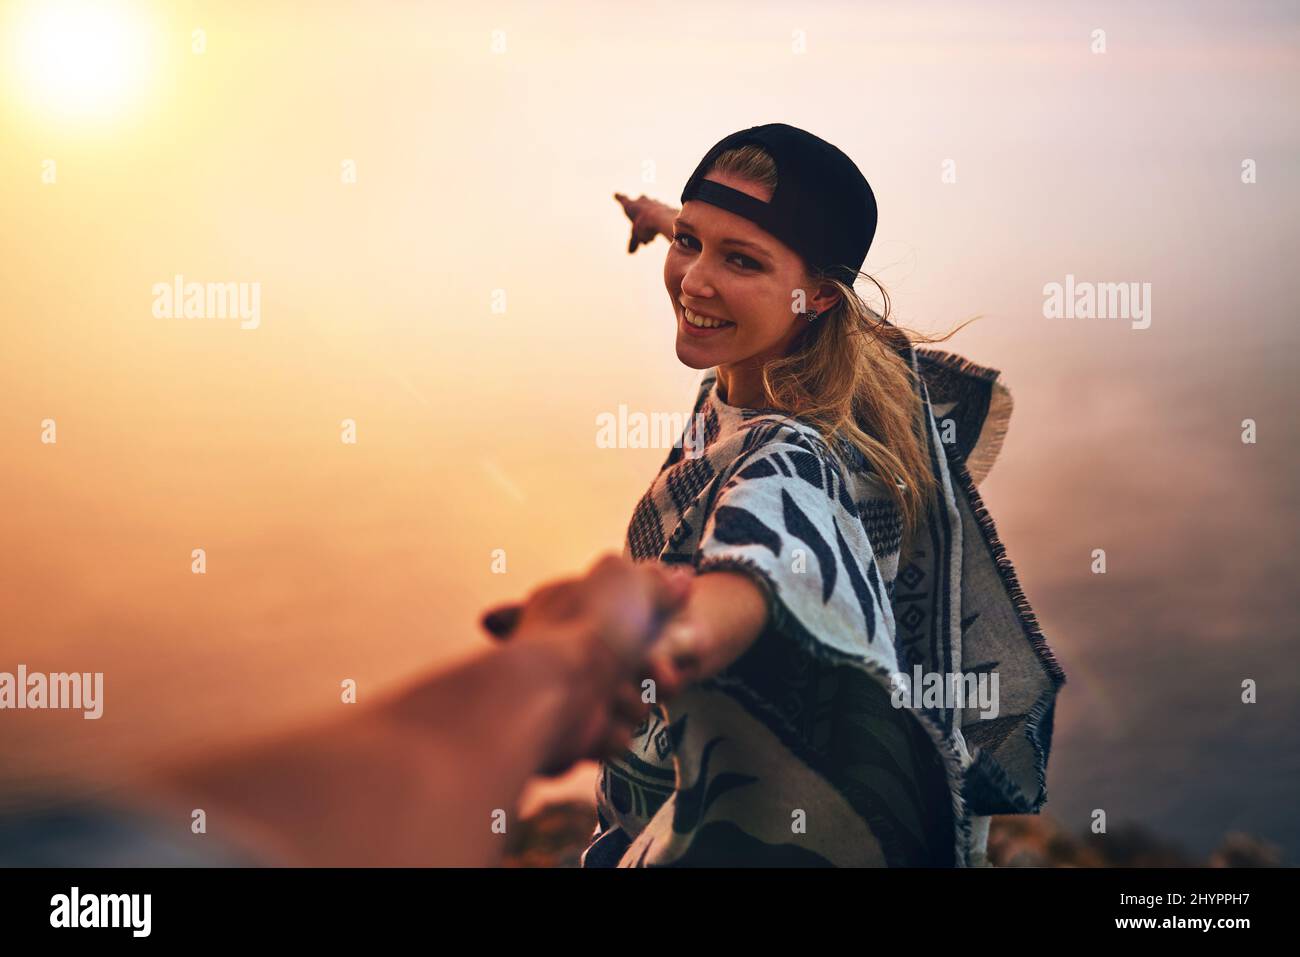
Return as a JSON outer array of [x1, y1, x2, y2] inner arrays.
[[682, 306, 734, 330]]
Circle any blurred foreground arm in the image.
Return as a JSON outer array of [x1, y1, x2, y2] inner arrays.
[[139, 555, 692, 867]]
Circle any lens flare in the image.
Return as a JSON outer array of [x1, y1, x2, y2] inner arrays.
[[10, 0, 151, 123]]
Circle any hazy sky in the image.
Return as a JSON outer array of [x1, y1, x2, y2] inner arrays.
[[1, 0, 1297, 861]]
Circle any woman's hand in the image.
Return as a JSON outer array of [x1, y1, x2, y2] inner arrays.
[[642, 569, 770, 694], [614, 192, 679, 253]]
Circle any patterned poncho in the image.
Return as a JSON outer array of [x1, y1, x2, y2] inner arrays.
[[582, 341, 1066, 867]]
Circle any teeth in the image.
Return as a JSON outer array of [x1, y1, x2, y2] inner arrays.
[[684, 307, 730, 329]]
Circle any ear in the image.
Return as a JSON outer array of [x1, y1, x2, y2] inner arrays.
[[789, 277, 843, 318], [810, 280, 842, 314]]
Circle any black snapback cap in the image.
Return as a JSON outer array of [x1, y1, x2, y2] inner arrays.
[[680, 122, 878, 286]]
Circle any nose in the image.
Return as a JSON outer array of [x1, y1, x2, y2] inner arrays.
[[679, 258, 718, 302]]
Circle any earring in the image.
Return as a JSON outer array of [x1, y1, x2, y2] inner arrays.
[[803, 309, 821, 323]]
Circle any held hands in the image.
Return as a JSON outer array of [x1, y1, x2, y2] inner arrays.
[[483, 554, 697, 774], [614, 192, 679, 253], [481, 561, 769, 775]]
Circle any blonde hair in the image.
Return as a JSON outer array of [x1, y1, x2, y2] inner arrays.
[[706, 144, 978, 549]]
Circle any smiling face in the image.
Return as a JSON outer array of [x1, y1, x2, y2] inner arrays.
[[664, 171, 839, 407]]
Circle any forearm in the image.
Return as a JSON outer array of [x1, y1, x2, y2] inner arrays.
[[146, 640, 596, 867], [665, 569, 769, 682]]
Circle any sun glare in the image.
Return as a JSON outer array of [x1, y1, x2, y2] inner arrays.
[[10, 0, 152, 123]]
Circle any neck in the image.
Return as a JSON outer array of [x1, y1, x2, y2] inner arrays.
[[715, 361, 771, 410]]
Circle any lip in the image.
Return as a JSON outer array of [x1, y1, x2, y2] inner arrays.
[[678, 305, 735, 339]]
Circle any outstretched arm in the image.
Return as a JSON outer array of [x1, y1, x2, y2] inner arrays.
[[135, 556, 692, 867]]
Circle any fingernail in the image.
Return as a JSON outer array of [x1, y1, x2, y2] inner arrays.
[[664, 621, 695, 652]]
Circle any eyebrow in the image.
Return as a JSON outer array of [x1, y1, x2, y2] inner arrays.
[[673, 218, 773, 259]]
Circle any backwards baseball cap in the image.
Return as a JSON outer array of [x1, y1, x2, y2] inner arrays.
[[679, 123, 878, 286]]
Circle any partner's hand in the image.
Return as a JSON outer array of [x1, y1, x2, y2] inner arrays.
[[614, 192, 679, 254]]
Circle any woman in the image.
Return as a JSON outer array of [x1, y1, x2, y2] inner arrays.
[[584, 123, 1065, 867]]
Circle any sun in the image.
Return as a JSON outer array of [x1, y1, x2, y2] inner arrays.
[[10, 0, 152, 122]]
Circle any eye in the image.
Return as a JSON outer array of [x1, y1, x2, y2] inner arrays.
[[672, 233, 762, 271]]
